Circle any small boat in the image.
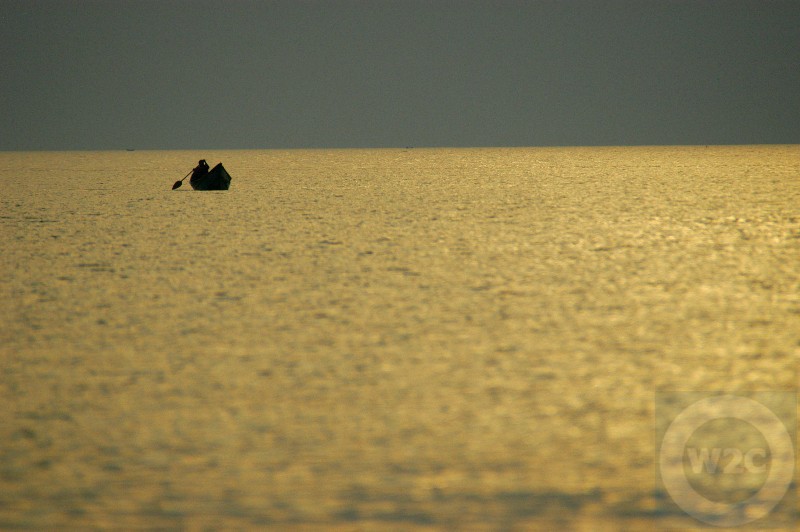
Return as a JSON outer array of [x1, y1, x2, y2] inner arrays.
[[190, 163, 232, 190]]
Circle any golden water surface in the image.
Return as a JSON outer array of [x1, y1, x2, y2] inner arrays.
[[1, 146, 798, 529]]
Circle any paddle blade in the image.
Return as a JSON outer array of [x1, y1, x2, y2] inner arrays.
[[172, 180, 183, 190]]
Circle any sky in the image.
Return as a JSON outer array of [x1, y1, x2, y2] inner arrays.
[[2, 0, 799, 150]]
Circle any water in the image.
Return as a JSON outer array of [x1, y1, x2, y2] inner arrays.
[[1, 146, 798, 529]]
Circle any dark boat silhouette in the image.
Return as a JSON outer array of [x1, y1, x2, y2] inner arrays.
[[191, 163, 232, 190]]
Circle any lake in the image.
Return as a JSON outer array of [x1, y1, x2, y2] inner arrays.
[[1, 146, 798, 529]]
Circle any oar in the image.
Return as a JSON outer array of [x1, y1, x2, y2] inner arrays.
[[172, 170, 193, 190]]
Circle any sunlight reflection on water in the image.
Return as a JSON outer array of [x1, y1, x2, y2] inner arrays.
[[1, 146, 798, 529]]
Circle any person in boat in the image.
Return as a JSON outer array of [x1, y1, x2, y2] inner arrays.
[[192, 159, 208, 179], [191, 159, 209, 179]]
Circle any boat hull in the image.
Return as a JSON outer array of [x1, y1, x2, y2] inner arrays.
[[190, 163, 232, 190]]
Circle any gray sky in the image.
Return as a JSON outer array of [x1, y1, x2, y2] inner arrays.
[[2, 0, 798, 150]]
